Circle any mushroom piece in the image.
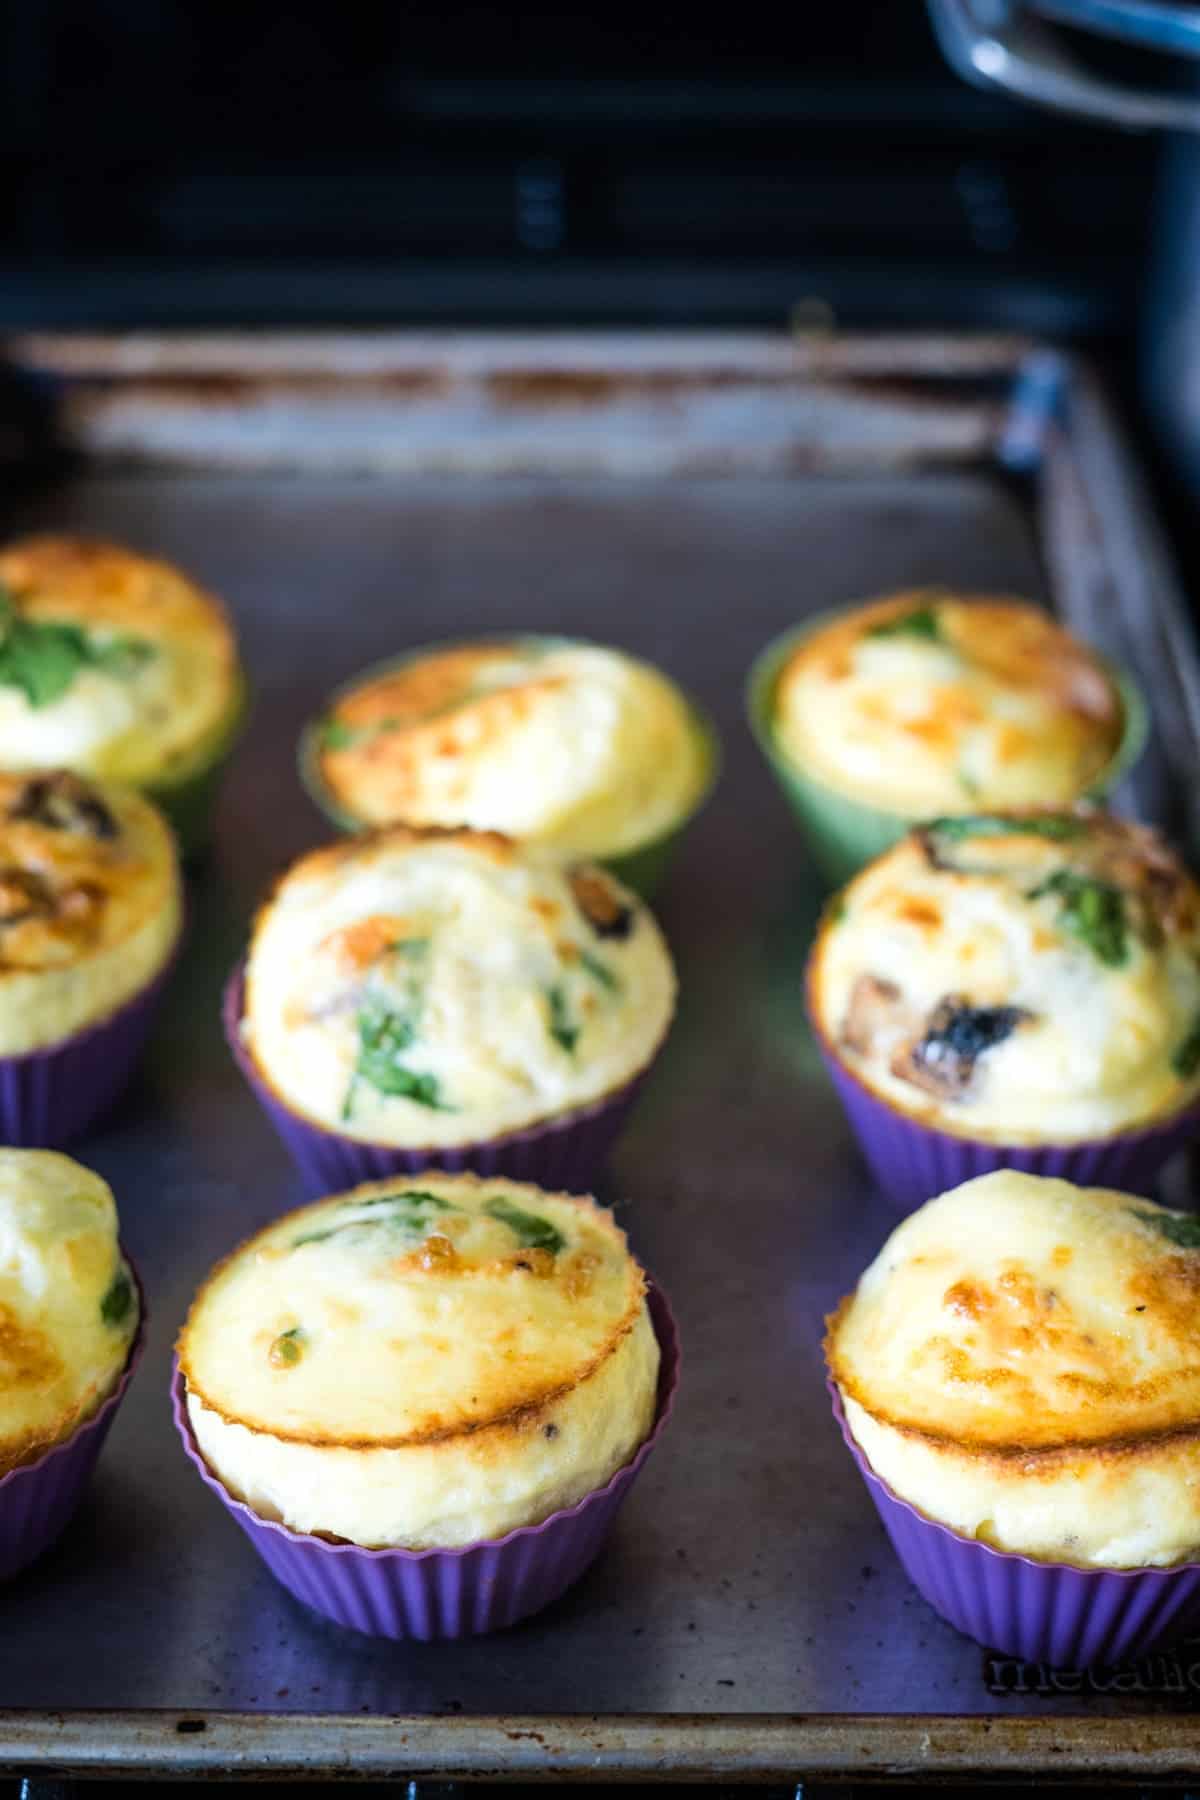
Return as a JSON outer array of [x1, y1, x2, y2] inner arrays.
[[0, 866, 56, 927], [893, 994, 1032, 1100], [8, 771, 117, 840], [569, 867, 634, 940]]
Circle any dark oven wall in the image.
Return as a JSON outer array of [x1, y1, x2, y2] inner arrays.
[[0, 0, 1156, 331]]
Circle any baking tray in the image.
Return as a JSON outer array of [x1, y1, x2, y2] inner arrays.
[[0, 331, 1198, 1785]]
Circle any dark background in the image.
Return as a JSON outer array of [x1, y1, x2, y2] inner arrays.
[[0, 3, 1159, 336], [9, 2, 1195, 572]]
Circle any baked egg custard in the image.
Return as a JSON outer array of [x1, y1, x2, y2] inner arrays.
[[809, 810, 1200, 1144], [311, 637, 711, 857], [179, 1172, 660, 1548], [0, 1148, 138, 1476], [242, 827, 675, 1147], [0, 769, 180, 1054], [0, 535, 241, 790], [773, 591, 1126, 817], [827, 1171, 1200, 1568]]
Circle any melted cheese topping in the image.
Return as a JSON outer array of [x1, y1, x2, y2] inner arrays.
[[773, 593, 1124, 816], [0, 1149, 138, 1474], [243, 828, 675, 1147], [0, 536, 241, 787], [314, 638, 711, 856], [828, 1172, 1200, 1567], [0, 770, 181, 1054], [810, 812, 1200, 1142], [180, 1172, 660, 1547]]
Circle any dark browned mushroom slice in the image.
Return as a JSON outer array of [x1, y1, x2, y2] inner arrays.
[[0, 866, 56, 927], [569, 867, 634, 940], [8, 771, 118, 840], [893, 994, 1032, 1099]]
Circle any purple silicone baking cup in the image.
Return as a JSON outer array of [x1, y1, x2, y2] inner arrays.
[[0, 1259, 145, 1581], [172, 1283, 679, 1640], [0, 949, 179, 1149], [223, 962, 655, 1197], [810, 1006, 1200, 1214], [829, 1381, 1200, 1666]]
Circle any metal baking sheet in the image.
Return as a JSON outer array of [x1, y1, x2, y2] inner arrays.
[[0, 335, 1198, 1782]]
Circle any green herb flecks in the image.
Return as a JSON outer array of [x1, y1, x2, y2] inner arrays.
[[320, 716, 361, 751], [99, 1268, 133, 1327], [343, 941, 449, 1118], [345, 1014, 448, 1114], [1172, 1015, 1200, 1081], [292, 1189, 458, 1249], [269, 1326, 306, 1367], [866, 605, 943, 644], [392, 936, 430, 964], [89, 637, 154, 680], [319, 712, 408, 753], [483, 1195, 565, 1255], [358, 1188, 451, 1211], [578, 948, 619, 992], [1131, 1208, 1200, 1249], [1028, 869, 1128, 968], [547, 984, 579, 1053], [0, 587, 154, 710], [925, 813, 1088, 846]]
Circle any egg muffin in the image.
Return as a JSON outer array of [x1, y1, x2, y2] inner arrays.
[[303, 637, 716, 893], [809, 809, 1200, 1149], [0, 768, 181, 1059], [0, 1148, 139, 1476], [0, 536, 245, 850], [178, 1172, 661, 1548], [827, 1170, 1200, 1568], [238, 827, 675, 1158], [749, 592, 1143, 882]]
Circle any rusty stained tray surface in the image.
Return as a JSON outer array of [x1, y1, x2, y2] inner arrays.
[[0, 336, 1198, 1783]]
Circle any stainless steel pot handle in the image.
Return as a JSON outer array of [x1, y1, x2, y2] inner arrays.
[[927, 0, 1200, 131]]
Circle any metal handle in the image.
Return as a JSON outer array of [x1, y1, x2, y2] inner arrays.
[[927, 0, 1200, 131]]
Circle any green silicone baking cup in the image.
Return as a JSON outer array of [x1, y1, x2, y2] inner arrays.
[[746, 612, 1149, 889], [143, 673, 250, 859], [297, 636, 720, 901]]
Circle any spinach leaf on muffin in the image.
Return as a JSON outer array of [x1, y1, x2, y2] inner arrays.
[[546, 984, 579, 1054], [100, 1267, 134, 1327], [865, 604, 943, 644], [1129, 1207, 1200, 1249], [483, 1195, 565, 1255], [343, 939, 450, 1117], [0, 586, 153, 710], [1028, 870, 1129, 968], [292, 1189, 460, 1248], [1171, 1014, 1200, 1081]]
